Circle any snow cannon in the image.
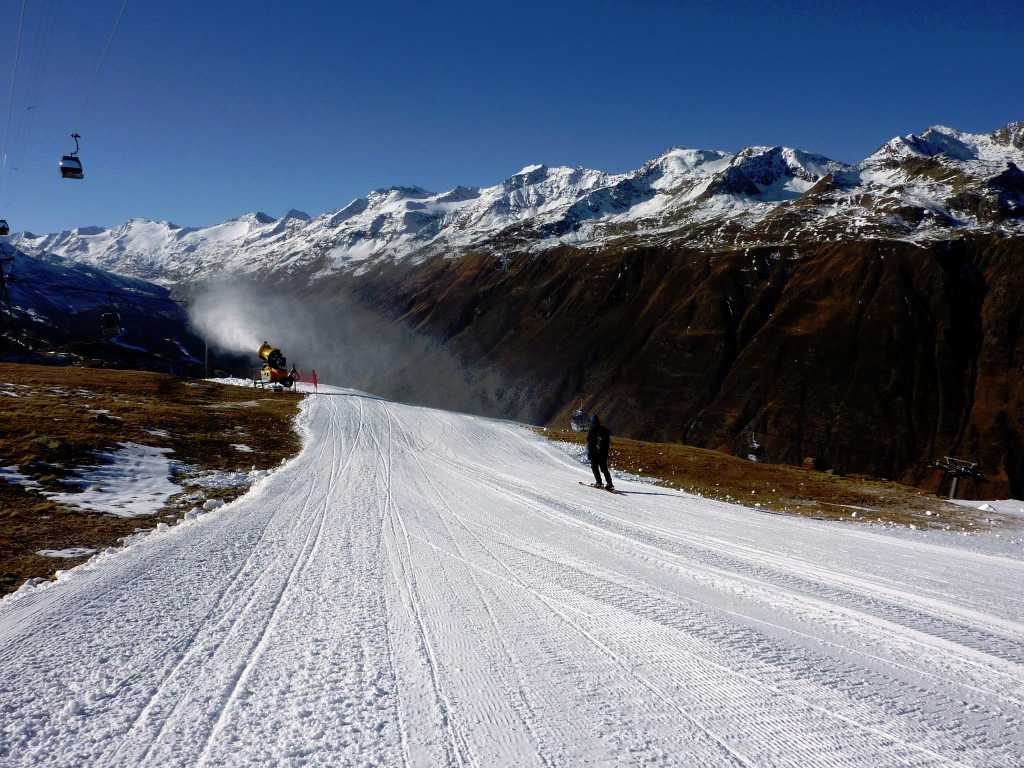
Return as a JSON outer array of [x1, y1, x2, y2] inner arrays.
[[257, 341, 294, 389]]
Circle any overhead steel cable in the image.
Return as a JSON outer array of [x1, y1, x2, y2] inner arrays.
[[5, 1, 61, 216], [70, 0, 130, 134], [7, 274, 184, 306], [0, 0, 29, 200]]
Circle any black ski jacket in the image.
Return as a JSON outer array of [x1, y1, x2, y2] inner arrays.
[[587, 423, 610, 461]]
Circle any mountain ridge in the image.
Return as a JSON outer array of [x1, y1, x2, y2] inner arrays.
[[11, 123, 1024, 285]]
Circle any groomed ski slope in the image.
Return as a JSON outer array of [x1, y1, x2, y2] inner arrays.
[[1, 386, 1023, 767]]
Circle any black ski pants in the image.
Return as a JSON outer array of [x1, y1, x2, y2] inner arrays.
[[591, 455, 612, 486]]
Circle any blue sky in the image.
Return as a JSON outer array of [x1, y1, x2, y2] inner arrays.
[[0, 0, 1020, 235]]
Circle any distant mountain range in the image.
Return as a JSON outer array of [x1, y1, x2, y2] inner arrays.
[[7, 123, 1024, 498], [11, 123, 1024, 285]]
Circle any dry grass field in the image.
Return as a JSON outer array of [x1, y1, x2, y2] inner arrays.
[[0, 363, 302, 596]]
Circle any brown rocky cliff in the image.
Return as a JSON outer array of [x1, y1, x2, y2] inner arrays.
[[356, 234, 1024, 498]]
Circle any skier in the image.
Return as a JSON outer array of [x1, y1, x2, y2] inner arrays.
[[587, 414, 613, 490]]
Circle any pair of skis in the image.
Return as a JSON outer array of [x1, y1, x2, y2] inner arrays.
[[579, 481, 623, 495]]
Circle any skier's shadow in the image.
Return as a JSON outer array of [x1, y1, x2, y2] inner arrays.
[[615, 489, 681, 498]]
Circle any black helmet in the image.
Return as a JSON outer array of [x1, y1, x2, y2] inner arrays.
[[590, 414, 600, 426]]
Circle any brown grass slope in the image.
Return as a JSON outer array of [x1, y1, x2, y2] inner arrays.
[[0, 363, 301, 596]]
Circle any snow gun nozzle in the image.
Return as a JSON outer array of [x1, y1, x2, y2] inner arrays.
[[257, 342, 287, 370]]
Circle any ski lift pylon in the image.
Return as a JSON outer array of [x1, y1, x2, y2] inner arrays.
[[746, 430, 765, 462]]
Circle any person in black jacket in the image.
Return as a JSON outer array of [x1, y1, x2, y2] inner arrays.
[[587, 414, 613, 490]]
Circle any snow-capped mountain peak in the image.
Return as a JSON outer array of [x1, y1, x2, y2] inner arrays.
[[368, 186, 433, 204], [515, 163, 546, 176], [866, 124, 1024, 169], [706, 146, 847, 201], [11, 123, 1024, 285]]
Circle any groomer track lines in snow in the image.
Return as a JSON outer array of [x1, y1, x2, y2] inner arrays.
[[1, 382, 1023, 767]]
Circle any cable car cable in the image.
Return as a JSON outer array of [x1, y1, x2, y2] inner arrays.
[[6, 274, 185, 306], [70, 0, 130, 134], [0, 0, 29, 197], [29, 175, 56, 224], [5, 3, 61, 208]]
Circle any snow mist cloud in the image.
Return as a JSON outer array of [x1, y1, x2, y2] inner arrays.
[[187, 287, 265, 355], [186, 277, 540, 424]]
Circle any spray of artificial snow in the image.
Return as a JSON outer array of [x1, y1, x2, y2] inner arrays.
[[187, 284, 266, 355], [186, 276, 541, 424]]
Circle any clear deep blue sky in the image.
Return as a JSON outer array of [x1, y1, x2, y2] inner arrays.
[[0, 0, 1020, 235]]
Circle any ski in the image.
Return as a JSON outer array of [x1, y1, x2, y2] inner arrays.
[[579, 481, 623, 495]]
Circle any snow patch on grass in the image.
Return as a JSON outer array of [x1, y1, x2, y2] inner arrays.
[[43, 442, 181, 518], [36, 548, 97, 559], [0, 466, 42, 489]]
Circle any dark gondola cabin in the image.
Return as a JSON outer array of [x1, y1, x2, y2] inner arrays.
[[0, 220, 8, 236], [60, 156, 83, 179], [59, 133, 84, 179], [101, 312, 121, 336], [569, 397, 589, 431]]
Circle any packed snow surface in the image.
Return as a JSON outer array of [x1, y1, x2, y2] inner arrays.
[[1, 385, 1022, 767]]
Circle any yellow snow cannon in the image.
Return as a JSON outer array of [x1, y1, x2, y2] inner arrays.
[[257, 342, 294, 389]]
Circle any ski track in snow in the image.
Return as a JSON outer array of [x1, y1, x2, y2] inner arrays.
[[0, 387, 1022, 767]]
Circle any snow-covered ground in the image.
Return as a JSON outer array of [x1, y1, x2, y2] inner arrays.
[[1, 384, 1022, 767]]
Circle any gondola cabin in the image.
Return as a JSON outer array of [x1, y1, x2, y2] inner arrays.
[[570, 397, 589, 431], [0, 220, 8, 236], [60, 156, 83, 179], [59, 133, 84, 179], [101, 311, 121, 336]]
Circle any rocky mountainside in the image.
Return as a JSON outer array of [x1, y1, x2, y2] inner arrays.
[[357, 233, 1023, 499], [8, 123, 1024, 497], [0, 248, 206, 374]]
